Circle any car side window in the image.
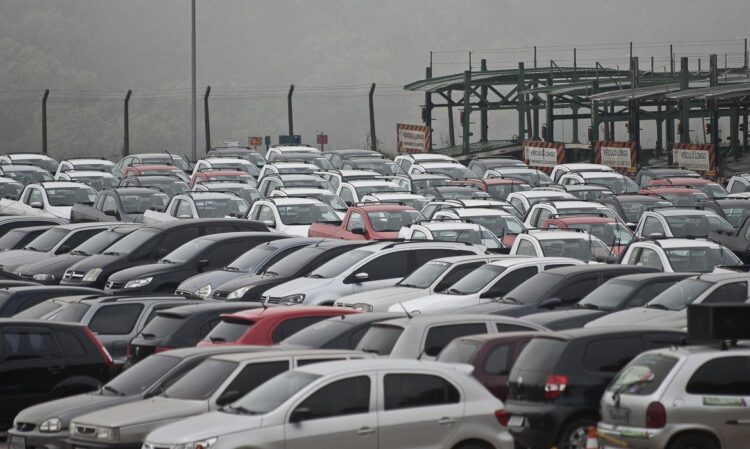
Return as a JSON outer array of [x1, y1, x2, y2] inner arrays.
[[200, 242, 248, 268], [27, 188, 43, 205], [535, 208, 552, 227], [627, 281, 678, 307], [271, 316, 330, 343], [356, 251, 410, 281], [156, 228, 200, 254], [102, 195, 118, 213], [556, 276, 599, 302], [346, 212, 365, 231], [703, 282, 748, 304], [56, 331, 87, 358], [384, 374, 459, 410], [686, 357, 750, 395], [583, 337, 644, 372], [496, 323, 535, 332], [58, 229, 102, 253], [293, 376, 371, 421], [257, 206, 276, 225], [423, 323, 487, 357], [635, 248, 663, 270], [413, 249, 457, 267], [485, 266, 539, 297], [1, 330, 58, 360], [641, 217, 664, 237], [175, 200, 193, 218], [435, 262, 484, 291], [510, 198, 526, 214], [483, 343, 512, 375], [515, 239, 537, 256], [339, 186, 355, 204], [217, 361, 289, 405], [89, 304, 144, 335], [411, 230, 428, 240], [730, 180, 747, 194]]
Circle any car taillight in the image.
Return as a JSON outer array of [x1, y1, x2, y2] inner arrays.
[[155, 346, 175, 353], [494, 409, 509, 426], [646, 401, 666, 428], [544, 374, 568, 399], [83, 327, 115, 370]]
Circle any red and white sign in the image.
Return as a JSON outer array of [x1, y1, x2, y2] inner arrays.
[[594, 141, 638, 173], [248, 136, 263, 148], [672, 143, 715, 174], [522, 140, 565, 173], [397, 124, 430, 153]]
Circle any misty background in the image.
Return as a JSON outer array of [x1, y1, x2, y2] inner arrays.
[[1, 0, 748, 160]]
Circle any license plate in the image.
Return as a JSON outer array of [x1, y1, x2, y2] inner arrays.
[[508, 415, 526, 427], [607, 407, 630, 424], [9, 435, 25, 449]]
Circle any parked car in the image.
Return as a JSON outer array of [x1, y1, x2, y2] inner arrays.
[[143, 191, 250, 223], [468, 156, 527, 176], [540, 215, 634, 255], [510, 230, 615, 263], [597, 194, 674, 229], [395, 173, 451, 193], [542, 184, 613, 201], [117, 153, 192, 173], [484, 167, 553, 188], [639, 186, 709, 207], [433, 207, 526, 247], [634, 167, 700, 187], [117, 174, 189, 197], [450, 178, 532, 201], [619, 237, 740, 272], [189, 169, 256, 188], [0, 152, 59, 173], [257, 174, 334, 196], [550, 162, 615, 183], [308, 204, 421, 240], [0, 215, 65, 240], [394, 152, 458, 171], [359, 191, 429, 213], [337, 179, 408, 204], [56, 158, 123, 178], [326, 148, 384, 167], [247, 197, 341, 236], [191, 157, 260, 180], [649, 176, 727, 199], [193, 182, 263, 207], [559, 171, 639, 194], [68, 349, 370, 449], [122, 165, 190, 182], [199, 306, 359, 347], [635, 208, 733, 238], [505, 327, 685, 449], [0, 319, 114, 430], [398, 221, 503, 250], [0, 181, 97, 220], [0, 285, 101, 317], [104, 232, 280, 294], [0, 177, 27, 200], [0, 165, 55, 185], [70, 188, 170, 223], [709, 215, 750, 263], [280, 312, 405, 350], [523, 200, 618, 229], [341, 157, 407, 175], [207, 147, 265, 167], [698, 197, 750, 228], [417, 184, 491, 201], [410, 161, 478, 180], [506, 190, 576, 216], [60, 219, 269, 289], [269, 187, 348, 217]]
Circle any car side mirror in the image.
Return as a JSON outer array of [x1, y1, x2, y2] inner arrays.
[[263, 220, 276, 228], [350, 227, 365, 235], [156, 248, 169, 258], [216, 389, 243, 406], [104, 209, 118, 217], [196, 259, 209, 271], [30, 202, 43, 209], [354, 272, 369, 282], [424, 345, 442, 357], [540, 297, 563, 309], [290, 406, 312, 423]]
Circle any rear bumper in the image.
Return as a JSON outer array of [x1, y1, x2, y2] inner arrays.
[[505, 402, 567, 449], [597, 422, 670, 449]]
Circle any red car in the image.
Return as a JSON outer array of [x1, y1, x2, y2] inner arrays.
[[648, 176, 727, 199], [189, 170, 256, 188], [123, 165, 189, 182], [540, 215, 634, 255], [449, 179, 531, 201], [308, 204, 422, 240], [638, 186, 709, 207], [197, 306, 359, 346]]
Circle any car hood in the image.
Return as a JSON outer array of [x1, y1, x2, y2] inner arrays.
[[388, 292, 476, 312], [18, 254, 85, 276], [47, 205, 73, 220], [146, 411, 262, 445], [177, 270, 245, 292], [68, 253, 124, 271], [263, 276, 333, 297], [73, 397, 208, 428], [523, 308, 608, 330], [108, 263, 183, 282], [14, 392, 131, 426], [0, 250, 49, 270], [214, 273, 286, 292], [336, 286, 429, 307], [280, 225, 310, 237], [585, 307, 684, 328]]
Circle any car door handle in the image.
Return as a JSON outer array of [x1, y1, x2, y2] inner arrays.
[[437, 417, 456, 426], [357, 427, 376, 436], [48, 365, 64, 374]]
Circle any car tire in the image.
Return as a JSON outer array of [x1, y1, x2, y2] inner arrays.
[[668, 433, 720, 449], [559, 418, 595, 449], [453, 441, 493, 449]]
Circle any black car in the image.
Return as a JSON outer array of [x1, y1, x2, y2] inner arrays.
[[211, 239, 374, 301], [0, 285, 103, 317], [17, 224, 142, 284], [0, 216, 66, 237], [634, 167, 700, 187], [117, 175, 190, 197], [60, 219, 269, 289], [523, 272, 694, 330], [105, 232, 277, 294], [0, 319, 115, 430], [126, 302, 266, 365], [597, 194, 674, 228], [279, 312, 405, 349], [461, 265, 660, 317], [0, 225, 57, 251], [8, 346, 260, 449], [505, 327, 685, 449]]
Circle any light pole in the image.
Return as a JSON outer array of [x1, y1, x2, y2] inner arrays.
[[190, 0, 197, 162]]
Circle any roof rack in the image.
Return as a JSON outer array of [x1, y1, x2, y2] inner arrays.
[[380, 239, 477, 249], [549, 213, 611, 219]]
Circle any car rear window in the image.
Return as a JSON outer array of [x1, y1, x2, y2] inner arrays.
[[204, 318, 253, 343], [355, 324, 404, 355], [13, 300, 63, 319], [165, 359, 238, 400], [140, 314, 187, 339], [105, 354, 181, 395], [608, 353, 679, 395], [512, 337, 566, 371], [46, 303, 91, 322], [437, 339, 482, 364]]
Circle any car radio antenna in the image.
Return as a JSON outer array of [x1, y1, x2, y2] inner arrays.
[[397, 302, 412, 319]]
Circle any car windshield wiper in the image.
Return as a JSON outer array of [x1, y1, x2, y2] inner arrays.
[[224, 266, 241, 272], [575, 303, 599, 310], [446, 288, 466, 295], [102, 385, 125, 396], [101, 251, 121, 256], [23, 246, 40, 252], [221, 405, 257, 415], [396, 283, 421, 289], [646, 303, 669, 310], [360, 348, 382, 355], [140, 332, 156, 339], [264, 270, 279, 277], [307, 273, 325, 279], [499, 296, 519, 304], [209, 336, 226, 343], [160, 259, 176, 264]]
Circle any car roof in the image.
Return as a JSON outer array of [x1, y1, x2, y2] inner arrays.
[[200, 170, 248, 176], [39, 181, 89, 189], [348, 179, 401, 187], [683, 272, 750, 283], [533, 326, 685, 341], [544, 264, 659, 276], [654, 177, 711, 184], [603, 272, 697, 282], [140, 218, 267, 230], [650, 208, 717, 217], [156, 302, 265, 318], [409, 173, 451, 179], [487, 256, 578, 267], [442, 208, 514, 217], [613, 194, 669, 203], [375, 313, 543, 328], [294, 358, 471, 376], [67, 158, 113, 164], [203, 157, 250, 164], [223, 306, 356, 321], [515, 190, 575, 198], [559, 163, 614, 170], [129, 165, 180, 170], [64, 171, 117, 178], [526, 230, 594, 240], [212, 348, 363, 363], [545, 201, 606, 209], [268, 197, 324, 206], [0, 318, 86, 330], [157, 345, 273, 359], [354, 204, 415, 212], [416, 222, 491, 231], [714, 198, 750, 206], [577, 171, 627, 179], [55, 222, 115, 230], [642, 187, 699, 193], [194, 231, 279, 242], [2, 165, 47, 171], [453, 330, 550, 344], [547, 216, 615, 224], [365, 192, 424, 199], [6, 153, 54, 160], [299, 312, 405, 326], [643, 238, 723, 249]]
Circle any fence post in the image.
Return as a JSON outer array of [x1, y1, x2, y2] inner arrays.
[[368, 83, 377, 152], [204, 86, 211, 154], [287, 84, 295, 136], [42, 89, 49, 155], [123, 89, 132, 157]]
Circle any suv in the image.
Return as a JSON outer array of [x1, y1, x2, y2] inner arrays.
[[635, 208, 733, 238], [505, 327, 686, 449], [0, 320, 114, 430], [619, 237, 740, 272], [261, 241, 485, 306]]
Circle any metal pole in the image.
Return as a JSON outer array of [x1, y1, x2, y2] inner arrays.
[[287, 84, 295, 136], [546, 62, 555, 142], [710, 54, 722, 173], [463, 70, 471, 155], [745, 38, 748, 70], [368, 83, 377, 151], [517, 62, 526, 142], [480, 59, 488, 142], [591, 80, 600, 143], [679, 57, 690, 144], [532, 46, 539, 139], [42, 89, 49, 155], [670, 44, 674, 75], [190, 0, 197, 162], [447, 92, 456, 147], [629, 42, 633, 61], [123, 89, 132, 157], [744, 111, 749, 154], [424, 67, 433, 151], [203, 85, 211, 153]]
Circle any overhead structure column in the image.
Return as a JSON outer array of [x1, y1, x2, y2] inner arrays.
[[679, 57, 691, 144], [571, 48, 580, 143], [447, 91, 456, 148], [709, 54, 722, 173], [480, 59, 489, 143], [590, 80, 600, 143], [532, 47, 540, 139], [545, 62, 554, 142], [424, 67, 433, 151], [517, 62, 527, 142], [462, 70, 471, 155]]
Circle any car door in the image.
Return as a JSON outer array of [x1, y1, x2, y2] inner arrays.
[[87, 303, 145, 361], [284, 374, 376, 449], [212, 360, 290, 408], [377, 372, 463, 449], [345, 251, 410, 294]]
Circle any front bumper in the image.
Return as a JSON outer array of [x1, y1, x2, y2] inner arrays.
[[65, 438, 142, 449], [597, 422, 671, 449], [7, 429, 67, 449]]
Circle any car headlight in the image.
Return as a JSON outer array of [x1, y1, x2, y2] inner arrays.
[[353, 303, 373, 312], [195, 284, 212, 299], [70, 423, 118, 442], [33, 273, 57, 282], [184, 437, 218, 449], [281, 294, 305, 304], [95, 426, 119, 442], [82, 268, 103, 282], [124, 277, 153, 289], [39, 417, 62, 433], [227, 286, 251, 300]]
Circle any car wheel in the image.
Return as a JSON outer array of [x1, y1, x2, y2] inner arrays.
[[668, 433, 719, 449], [559, 418, 595, 449], [453, 441, 493, 449]]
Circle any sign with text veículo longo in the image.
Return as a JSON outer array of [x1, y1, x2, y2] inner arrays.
[[672, 143, 715, 174], [397, 124, 430, 153], [594, 141, 638, 173], [522, 140, 565, 174]]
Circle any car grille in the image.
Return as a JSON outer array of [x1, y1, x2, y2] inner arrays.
[[15, 422, 35, 432], [336, 303, 355, 309], [74, 424, 97, 436], [174, 290, 194, 298], [212, 290, 229, 300], [63, 270, 85, 281], [106, 280, 126, 290], [264, 296, 281, 304]]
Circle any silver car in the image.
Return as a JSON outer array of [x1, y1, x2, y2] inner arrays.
[[67, 349, 369, 449], [598, 344, 750, 449], [143, 359, 515, 449]]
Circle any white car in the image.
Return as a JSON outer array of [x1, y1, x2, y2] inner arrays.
[[483, 167, 553, 188], [261, 241, 485, 306], [558, 171, 639, 194], [395, 153, 459, 172], [192, 157, 261, 179], [506, 190, 576, 216], [0, 152, 58, 173], [55, 158, 122, 178], [258, 162, 319, 181], [336, 179, 407, 205], [248, 197, 341, 237], [266, 145, 321, 160], [433, 207, 526, 239], [725, 174, 750, 195], [143, 191, 249, 223], [193, 182, 263, 206], [523, 200, 618, 228], [391, 257, 583, 314], [55, 170, 120, 191], [270, 187, 348, 218], [360, 192, 429, 212], [143, 358, 515, 449], [550, 162, 615, 183], [408, 161, 476, 180], [421, 198, 522, 220], [635, 208, 733, 238], [619, 238, 741, 272], [334, 254, 508, 311], [0, 181, 97, 220], [316, 169, 380, 191], [258, 174, 335, 197], [510, 230, 614, 263], [398, 221, 502, 250]]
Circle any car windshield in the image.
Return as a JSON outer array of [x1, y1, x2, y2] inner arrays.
[[0, 182, 23, 200], [424, 165, 475, 180], [608, 353, 679, 395], [487, 183, 531, 200], [306, 192, 347, 211], [437, 340, 482, 364], [411, 177, 449, 191], [263, 246, 322, 277], [204, 319, 252, 343], [142, 157, 190, 171], [72, 164, 121, 177], [367, 210, 421, 232], [194, 198, 249, 218], [285, 178, 332, 191], [664, 247, 740, 272], [74, 230, 129, 256], [578, 280, 638, 311], [440, 189, 491, 200], [647, 279, 713, 311], [696, 183, 727, 199], [540, 238, 612, 262], [46, 187, 97, 206], [658, 192, 709, 206], [0, 229, 33, 250], [13, 159, 58, 173], [278, 203, 340, 225], [162, 238, 214, 264], [119, 193, 170, 214], [142, 179, 189, 196], [664, 214, 733, 237], [3, 169, 54, 184], [430, 227, 501, 249], [309, 249, 373, 278], [205, 174, 256, 185], [227, 244, 281, 272], [398, 260, 453, 289], [355, 324, 404, 355], [466, 215, 525, 236], [23, 228, 69, 252], [586, 176, 639, 194], [354, 184, 406, 197], [104, 227, 159, 255], [351, 160, 405, 175], [557, 207, 618, 220], [230, 370, 321, 414], [164, 359, 238, 400], [496, 170, 552, 187], [139, 169, 187, 182], [208, 162, 260, 177], [721, 206, 750, 228], [217, 187, 263, 204], [446, 264, 506, 295], [569, 188, 610, 201], [503, 272, 563, 305], [276, 166, 317, 175], [104, 354, 180, 396], [620, 200, 673, 223], [74, 176, 118, 191], [565, 222, 634, 246], [46, 302, 90, 322]]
